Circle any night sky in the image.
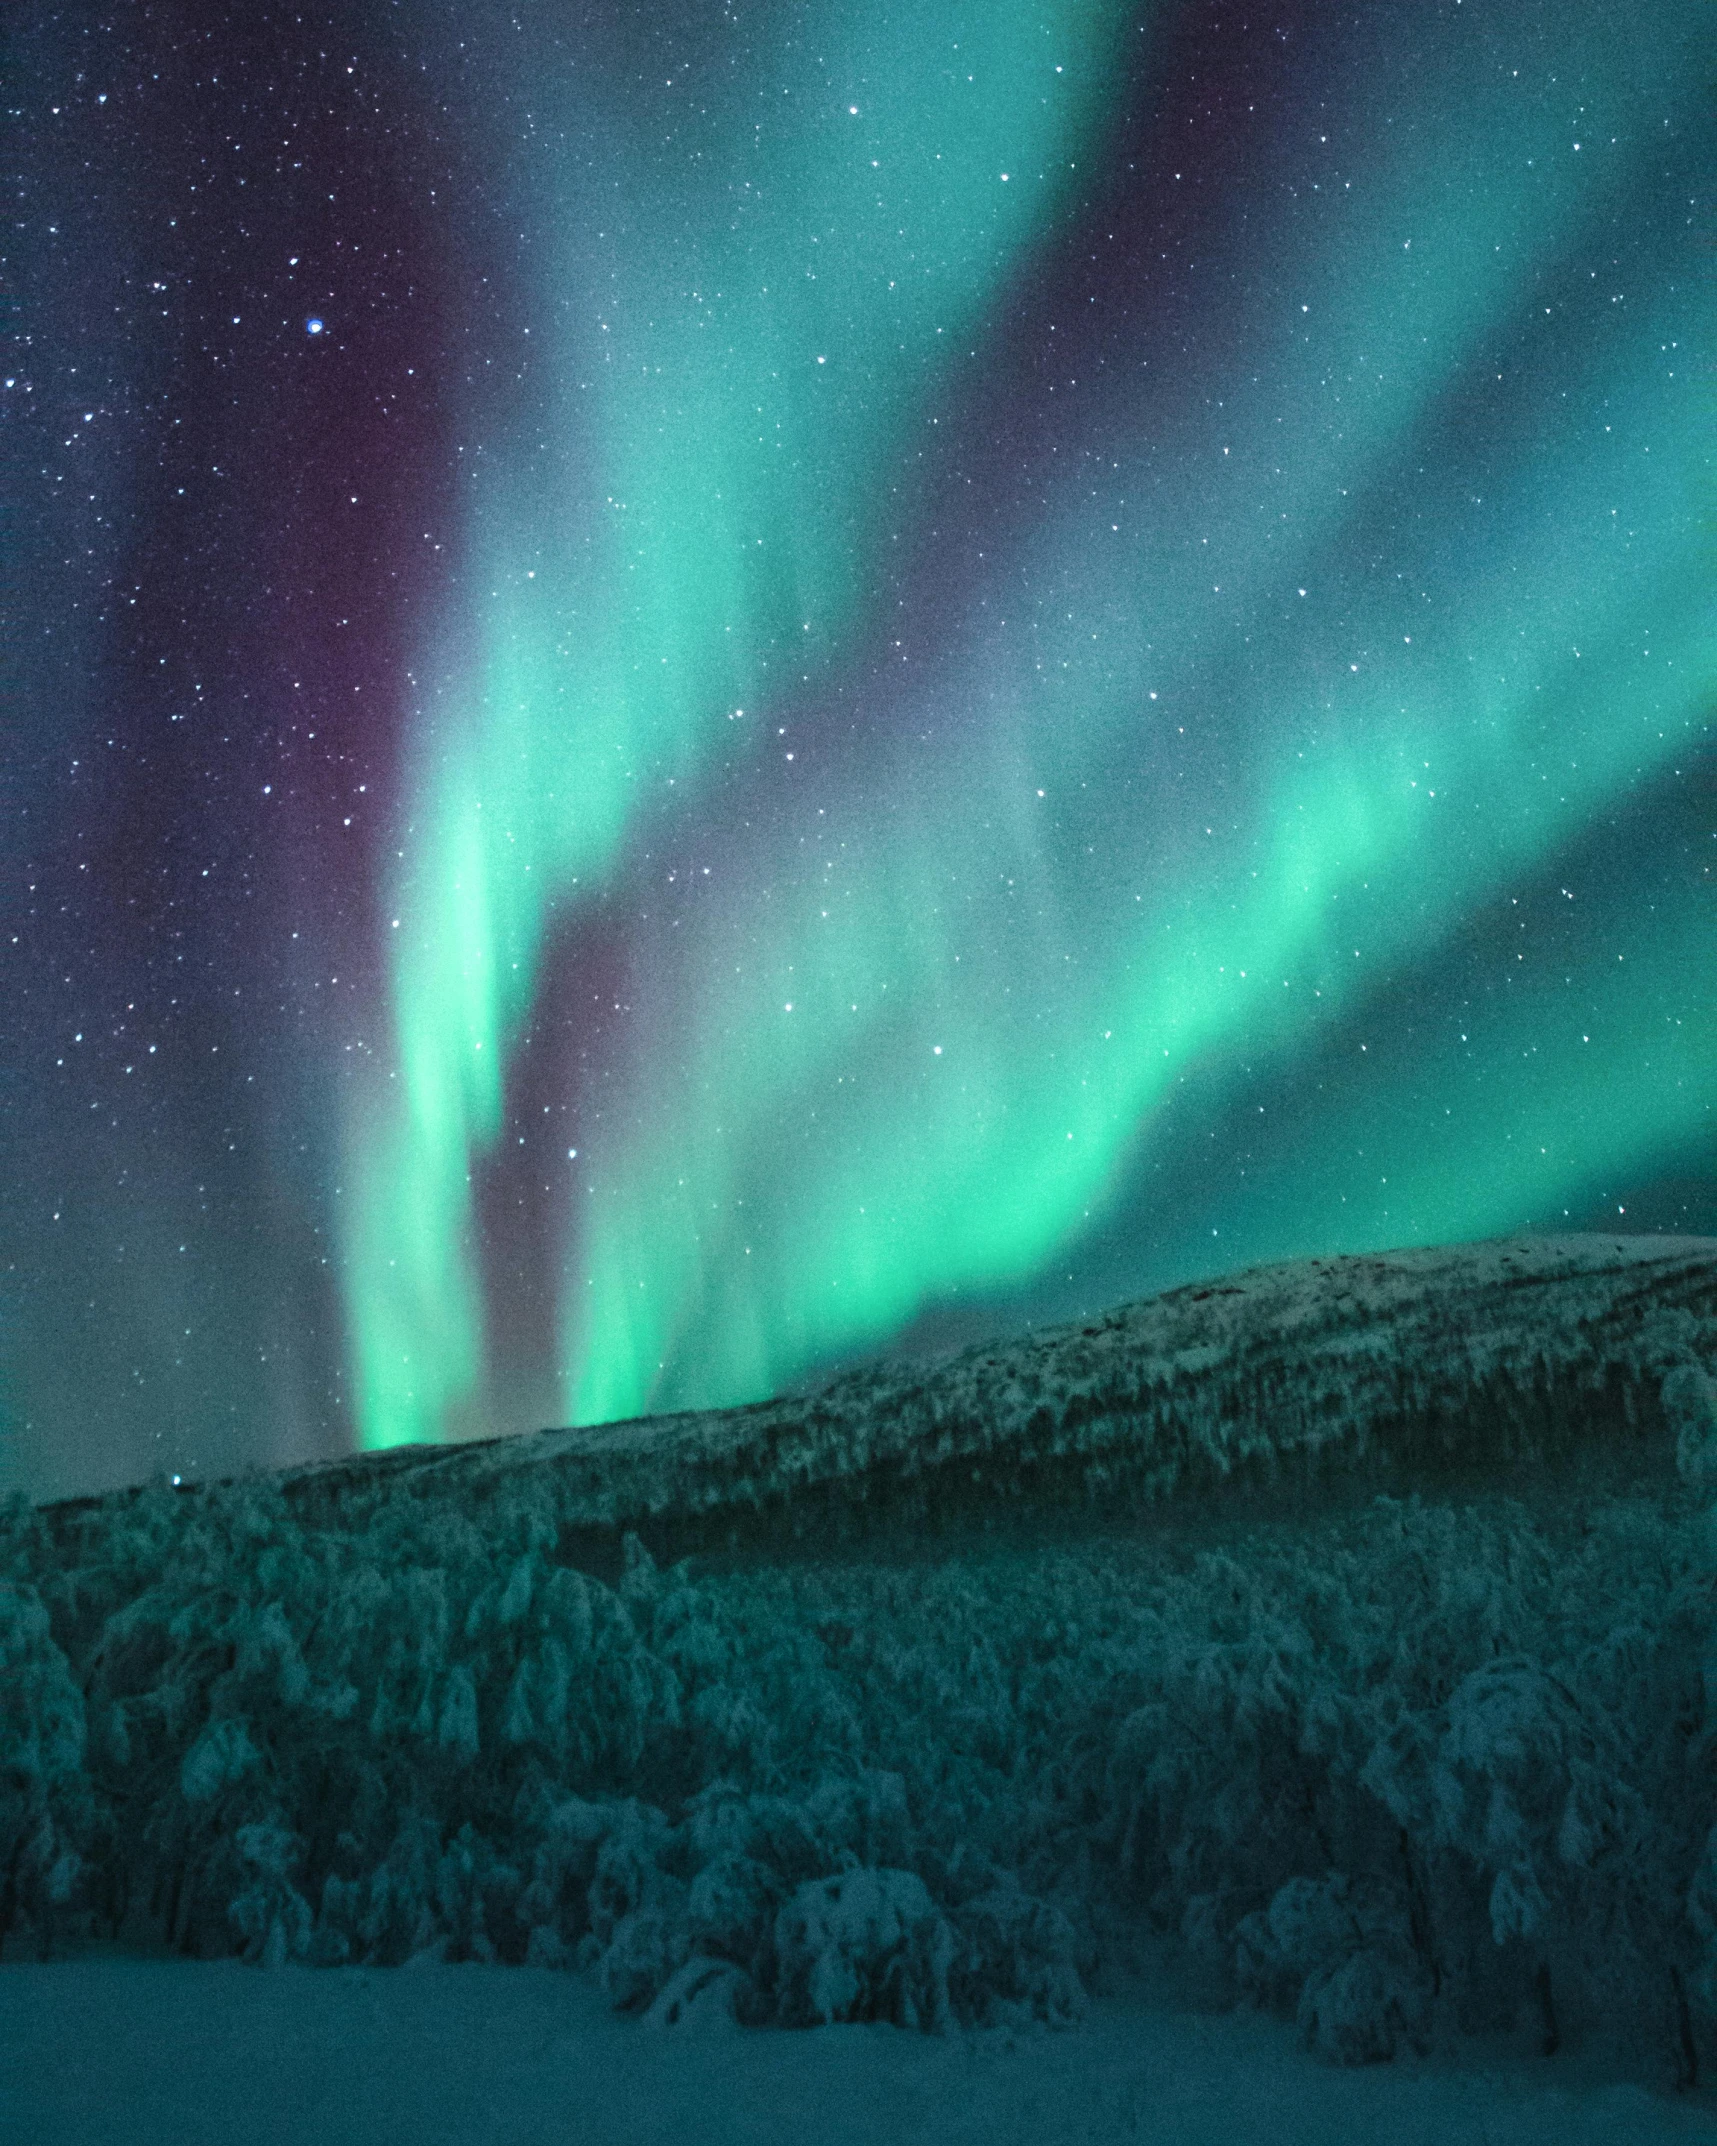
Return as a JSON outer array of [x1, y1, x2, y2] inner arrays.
[[6, 0, 1713, 1500]]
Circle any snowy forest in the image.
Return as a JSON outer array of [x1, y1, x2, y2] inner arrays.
[[6, 1234, 1717, 2090]]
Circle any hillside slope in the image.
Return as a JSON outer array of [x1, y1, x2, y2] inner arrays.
[[262, 1233, 1717, 1567]]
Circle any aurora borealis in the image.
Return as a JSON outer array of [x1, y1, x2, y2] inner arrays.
[[6, 0, 1713, 1496]]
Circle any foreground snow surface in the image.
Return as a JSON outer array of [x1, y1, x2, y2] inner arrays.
[[3, 1958, 1714, 2146]]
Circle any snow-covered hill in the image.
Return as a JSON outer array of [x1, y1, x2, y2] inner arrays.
[[6, 1233, 1717, 2111], [275, 1231, 1717, 1565]]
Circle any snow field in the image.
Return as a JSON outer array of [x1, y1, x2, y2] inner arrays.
[[3, 1953, 1715, 2145]]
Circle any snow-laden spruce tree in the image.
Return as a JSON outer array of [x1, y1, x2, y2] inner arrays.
[[1670, 1362, 1717, 2042]]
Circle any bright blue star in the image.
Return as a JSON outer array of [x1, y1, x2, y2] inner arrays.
[[306, 317, 324, 336]]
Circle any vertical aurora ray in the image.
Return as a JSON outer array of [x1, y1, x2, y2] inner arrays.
[[344, 0, 1137, 1446], [560, 1, 1715, 1422]]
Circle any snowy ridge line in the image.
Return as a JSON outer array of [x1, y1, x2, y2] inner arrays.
[[250, 1232, 1717, 1558]]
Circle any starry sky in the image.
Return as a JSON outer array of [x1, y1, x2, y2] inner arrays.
[[6, 0, 1713, 1500]]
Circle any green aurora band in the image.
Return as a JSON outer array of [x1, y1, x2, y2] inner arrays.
[[343, 0, 1136, 1445], [345, 0, 1714, 1447]]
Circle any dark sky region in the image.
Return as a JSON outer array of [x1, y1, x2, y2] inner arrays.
[[4, 0, 1713, 1501]]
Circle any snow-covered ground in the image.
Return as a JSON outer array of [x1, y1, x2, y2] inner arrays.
[[4, 1952, 1715, 2146]]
